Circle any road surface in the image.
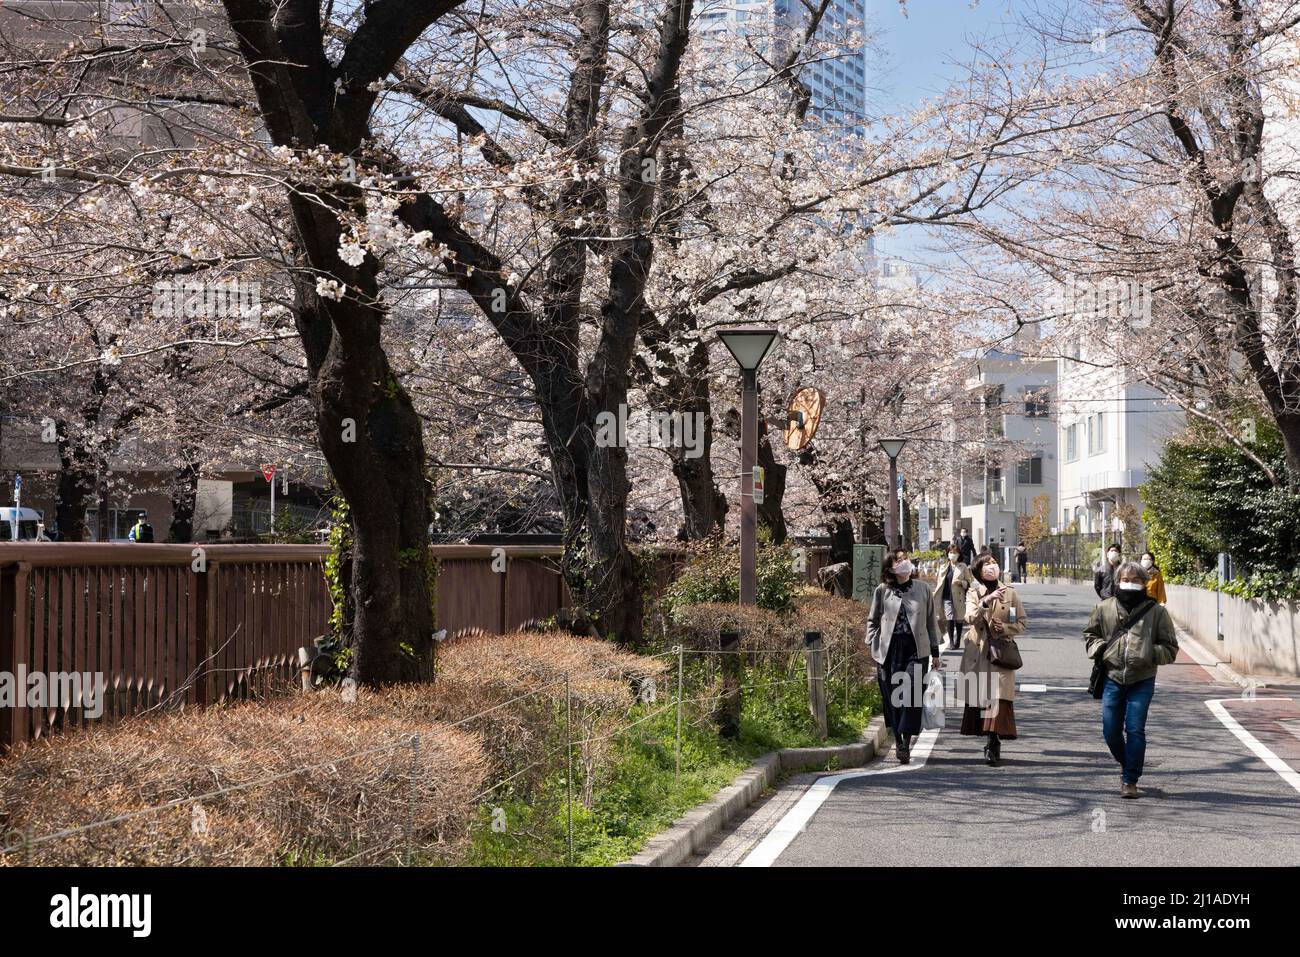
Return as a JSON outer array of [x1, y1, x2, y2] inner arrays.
[[703, 582, 1300, 867]]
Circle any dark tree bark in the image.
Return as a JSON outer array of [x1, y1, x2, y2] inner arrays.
[[54, 420, 97, 543], [167, 446, 202, 542], [756, 424, 788, 544], [221, 0, 450, 683]]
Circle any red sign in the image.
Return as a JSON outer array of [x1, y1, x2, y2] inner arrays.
[[260, 464, 276, 482]]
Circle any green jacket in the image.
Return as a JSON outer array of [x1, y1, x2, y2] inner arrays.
[[1083, 597, 1179, 686]]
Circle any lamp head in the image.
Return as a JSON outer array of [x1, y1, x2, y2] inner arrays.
[[878, 437, 908, 459], [718, 328, 780, 372]]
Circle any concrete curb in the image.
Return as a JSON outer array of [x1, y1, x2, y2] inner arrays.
[[618, 716, 890, 867], [1172, 619, 1262, 690]]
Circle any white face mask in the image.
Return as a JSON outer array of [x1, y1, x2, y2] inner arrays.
[[948, 553, 959, 562], [894, 560, 914, 580], [1140, 557, 1153, 570], [982, 565, 1000, 581], [1118, 581, 1144, 592], [1108, 551, 1120, 565]]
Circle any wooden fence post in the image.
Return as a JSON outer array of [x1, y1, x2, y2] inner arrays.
[[201, 561, 219, 706], [717, 629, 742, 738], [805, 630, 827, 741], [0, 565, 15, 752]]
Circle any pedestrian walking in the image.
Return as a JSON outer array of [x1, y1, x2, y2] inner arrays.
[[1140, 552, 1166, 604], [1094, 542, 1122, 599], [1014, 541, 1029, 582], [961, 553, 1027, 766], [955, 527, 975, 566], [867, 551, 942, 764], [934, 544, 972, 651], [1084, 560, 1179, 798]]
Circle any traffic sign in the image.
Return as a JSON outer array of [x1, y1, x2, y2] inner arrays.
[[260, 464, 276, 483]]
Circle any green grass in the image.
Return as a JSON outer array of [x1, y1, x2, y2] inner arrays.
[[459, 665, 879, 867]]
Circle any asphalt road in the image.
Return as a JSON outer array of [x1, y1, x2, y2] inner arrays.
[[758, 582, 1300, 867]]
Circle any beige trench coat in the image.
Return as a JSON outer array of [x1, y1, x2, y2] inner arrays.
[[961, 582, 1028, 705], [932, 562, 972, 629]]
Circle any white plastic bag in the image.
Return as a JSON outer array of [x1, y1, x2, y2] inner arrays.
[[921, 668, 946, 730]]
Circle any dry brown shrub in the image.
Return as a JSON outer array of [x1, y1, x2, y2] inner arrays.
[[670, 603, 784, 653], [0, 688, 490, 866], [431, 630, 667, 803]]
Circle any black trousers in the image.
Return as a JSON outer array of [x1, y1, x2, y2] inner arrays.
[[878, 634, 926, 737]]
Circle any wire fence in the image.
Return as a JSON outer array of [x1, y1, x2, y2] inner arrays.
[[0, 632, 876, 867]]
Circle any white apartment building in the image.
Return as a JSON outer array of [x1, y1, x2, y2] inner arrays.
[[1055, 342, 1184, 541], [954, 344, 1058, 552]]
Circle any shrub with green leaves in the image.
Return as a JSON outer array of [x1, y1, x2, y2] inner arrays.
[[663, 535, 801, 616], [1142, 415, 1300, 595], [1144, 425, 1300, 573]]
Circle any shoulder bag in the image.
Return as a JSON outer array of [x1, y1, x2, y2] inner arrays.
[[980, 588, 1024, 670]]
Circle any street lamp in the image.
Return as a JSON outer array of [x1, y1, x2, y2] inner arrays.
[[718, 328, 780, 606], [878, 437, 908, 550]]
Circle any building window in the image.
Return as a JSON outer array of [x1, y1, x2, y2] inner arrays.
[[1066, 423, 1079, 462], [1024, 386, 1050, 418], [1017, 455, 1043, 486], [1088, 412, 1105, 455]]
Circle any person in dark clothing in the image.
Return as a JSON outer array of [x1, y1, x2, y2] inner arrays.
[[1094, 542, 1122, 598], [1015, 541, 1029, 582], [867, 552, 942, 764], [955, 528, 975, 566]]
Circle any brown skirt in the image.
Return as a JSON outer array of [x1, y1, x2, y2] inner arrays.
[[959, 700, 1017, 739]]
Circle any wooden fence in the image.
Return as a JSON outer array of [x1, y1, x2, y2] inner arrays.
[[0, 544, 331, 749], [1, 542, 833, 748]]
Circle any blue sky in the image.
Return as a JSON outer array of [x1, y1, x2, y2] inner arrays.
[[864, 0, 1021, 112], [861, 1, 1028, 270]]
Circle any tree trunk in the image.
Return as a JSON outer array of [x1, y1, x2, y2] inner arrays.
[[671, 437, 727, 540], [168, 448, 201, 542], [54, 424, 97, 542], [756, 425, 788, 544], [297, 287, 435, 685]]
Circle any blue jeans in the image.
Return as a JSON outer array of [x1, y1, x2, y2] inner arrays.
[[1102, 676, 1156, 785]]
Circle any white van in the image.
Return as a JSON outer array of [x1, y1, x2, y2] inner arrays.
[[0, 507, 46, 541]]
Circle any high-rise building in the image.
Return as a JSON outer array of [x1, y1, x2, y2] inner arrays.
[[688, 0, 869, 128]]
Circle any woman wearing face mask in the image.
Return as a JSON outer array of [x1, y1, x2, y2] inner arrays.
[[867, 552, 942, 764], [1084, 561, 1179, 798], [1094, 543, 1123, 599], [961, 553, 1028, 766], [1140, 552, 1166, 604], [933, 544, 972, 651]]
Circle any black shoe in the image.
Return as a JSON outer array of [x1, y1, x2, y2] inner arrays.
[[897, 739, 911, 764], [984, 738, 1001, 767]]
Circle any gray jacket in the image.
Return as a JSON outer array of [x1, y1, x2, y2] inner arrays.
[[867, 579, 941, 665]]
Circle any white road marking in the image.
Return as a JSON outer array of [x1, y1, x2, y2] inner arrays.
[[1204, 698, 1300, 798], [739, 728, 941, 868], [1175, 627, 1300, 793]]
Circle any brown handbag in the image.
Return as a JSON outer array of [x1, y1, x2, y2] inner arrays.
[[980, 594, 1023, 670], [985, 633, 1024, 670]]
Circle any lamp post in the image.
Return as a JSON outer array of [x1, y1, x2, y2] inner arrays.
[[878, 437, 907, 550], [719, 329, 780, 606]]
